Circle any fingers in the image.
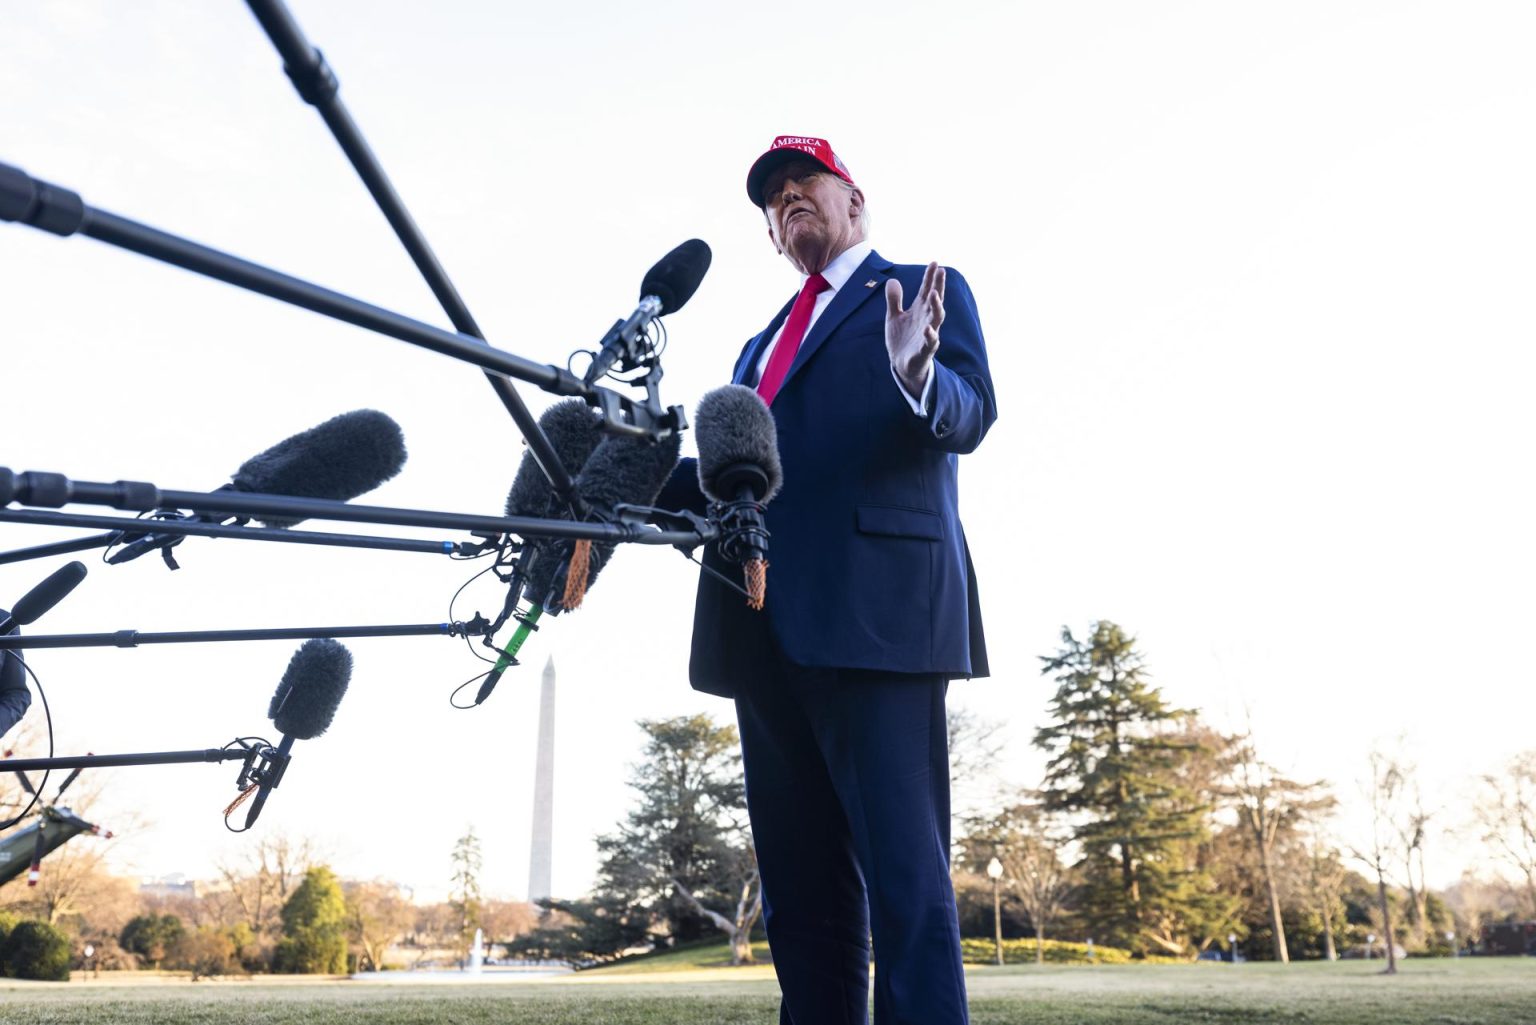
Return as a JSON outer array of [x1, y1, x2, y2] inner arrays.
[[934, 265, 946, 305], [885, 278, 905, 319], [917, 261, 938, 302]]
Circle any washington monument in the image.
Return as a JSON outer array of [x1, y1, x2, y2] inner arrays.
[[527, 655, 556, 902]]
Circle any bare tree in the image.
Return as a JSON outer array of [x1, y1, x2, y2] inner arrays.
[[1393, 780, 1432, 948], [1354, 749, 1406, 974], [1298, 818, 1349, 961], [947, 707, 1008, 819], [344, 880, 416, 972], [1474, 750, 1536, 917], [996, 800, 1073, 964], [478, 899, 539, 954], [1225, 737, 1335, 963], [1442, 871, 1520, 951], [211, 835, 316, 948]]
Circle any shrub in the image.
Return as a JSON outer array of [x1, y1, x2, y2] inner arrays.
[[960, 936, 1185, 965], [1, 919, 72, 981], [120, 913, 185, 969], [172, 927, 239, 981], [274, 866, 349, 974]]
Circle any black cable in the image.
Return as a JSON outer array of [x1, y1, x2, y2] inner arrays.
[[0, 652, 54, 830], [448, 557, 507, 668], [448, 667, 495, 711], [680, 548, 756, 602], [98, 509, 158, 566], [221, 735, 275, 834]]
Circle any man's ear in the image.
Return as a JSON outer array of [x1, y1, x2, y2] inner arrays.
[[848, 187, 865, 222]]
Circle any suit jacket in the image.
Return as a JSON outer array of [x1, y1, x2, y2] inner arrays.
[[666, 249, 997, 697]]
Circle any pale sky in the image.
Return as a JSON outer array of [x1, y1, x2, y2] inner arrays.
[[2, 1, 1533, 903]]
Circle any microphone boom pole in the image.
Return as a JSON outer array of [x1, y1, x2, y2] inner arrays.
[[0, 469, 716, 548], [0, 163, 677, 441], [0, 620, 489, 651], [0, 509, 471, 564], [2, 747, 259, 774], [242, 0, 580, 504]]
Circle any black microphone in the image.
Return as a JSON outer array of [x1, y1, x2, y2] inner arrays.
[[476, 424, 681, 706], [504, 400, 605, 524], [1, 561, 85, 738], [695, 386, 783, 610], [583, 239, 712, 385], [476, 401, 606, 705], [0, 562, 88, 635], [110, 409, 407, 565], [522, 429, 682, 612], [241, 638, 351, 828]]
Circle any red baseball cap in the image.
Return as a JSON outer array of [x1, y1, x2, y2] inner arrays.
[[745, 135, 856, 208]]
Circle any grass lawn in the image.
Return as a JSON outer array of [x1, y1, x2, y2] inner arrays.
[[1, 957, 1532, 1024]]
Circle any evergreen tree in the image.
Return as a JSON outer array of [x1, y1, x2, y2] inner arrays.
[[449, 827, 484, 965], [592, 715, 759, 959], [1034, 621, 1215, 956], [120, 913, 184, 969], [0, 919, 71, 980], [274, 866, 348, 973]]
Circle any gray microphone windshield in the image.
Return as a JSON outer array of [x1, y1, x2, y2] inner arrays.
[[695, 385, 782, 503], [524, 430, 682, 609], [505, 400, 605, 519], [233, 410, 407, 528], [268, 638, 351, 740]]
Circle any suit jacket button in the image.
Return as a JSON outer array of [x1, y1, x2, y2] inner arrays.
[[936, 419, 950, 435]]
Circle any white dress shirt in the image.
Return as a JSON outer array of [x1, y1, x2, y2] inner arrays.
[[750, 240, 933, 415]]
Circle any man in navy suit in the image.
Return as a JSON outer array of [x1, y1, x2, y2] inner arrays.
[[672, 135, 996, 1024]]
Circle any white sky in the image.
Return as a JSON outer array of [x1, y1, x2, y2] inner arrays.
[[2, 1, 1533, 902]]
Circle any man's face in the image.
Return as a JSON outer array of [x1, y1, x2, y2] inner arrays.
[[762, 157, 865, 275]]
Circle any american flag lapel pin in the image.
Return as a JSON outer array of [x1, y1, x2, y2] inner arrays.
[[864, 279, 877, 288]]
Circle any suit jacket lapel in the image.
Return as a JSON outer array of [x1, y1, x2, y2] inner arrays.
[[733, 294, 797, 386], [778, 249, 892, 395]]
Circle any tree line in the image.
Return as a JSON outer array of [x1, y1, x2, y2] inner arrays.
[[4, 619, 1533, 974], [0, 831, 540, 978], [514, 620, 1536, 967], [952, 621, 1536, 965]]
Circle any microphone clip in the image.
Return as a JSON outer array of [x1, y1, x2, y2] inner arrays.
[[107, 503, 250, 569], [234, 741, 290, 796], [712, 498, 770, 567]]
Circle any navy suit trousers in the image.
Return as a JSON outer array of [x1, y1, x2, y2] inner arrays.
[[734, 642, 969, 1025]]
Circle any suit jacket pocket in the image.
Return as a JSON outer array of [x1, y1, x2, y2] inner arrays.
[[855, 504, 944, 541]]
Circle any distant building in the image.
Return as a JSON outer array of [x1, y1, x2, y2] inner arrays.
[[139, 874, 196, 899]]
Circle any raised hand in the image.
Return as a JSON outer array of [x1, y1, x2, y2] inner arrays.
[[885, 262, 945, 397]]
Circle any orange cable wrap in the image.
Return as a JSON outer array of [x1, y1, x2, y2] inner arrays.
[[223, 784, 258, 819], [562, 539, 592, 610], [745, 559, 767, 611]]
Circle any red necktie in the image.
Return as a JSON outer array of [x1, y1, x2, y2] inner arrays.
[[756, 273, 830, 406]]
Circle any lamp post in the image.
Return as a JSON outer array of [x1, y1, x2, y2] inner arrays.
[[1446, 930, 1456, 958], [987, 857, 1005, 967], [1366, 932, 1376, 960], [1227, 932, 1238, 964]]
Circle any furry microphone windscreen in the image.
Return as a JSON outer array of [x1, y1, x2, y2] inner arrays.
[[504, 400, 605, 519], [694, 385, 783, 502], [523, 430, 682, 608], [232, 410, 407, 528], [268, 638, 352, 740]]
